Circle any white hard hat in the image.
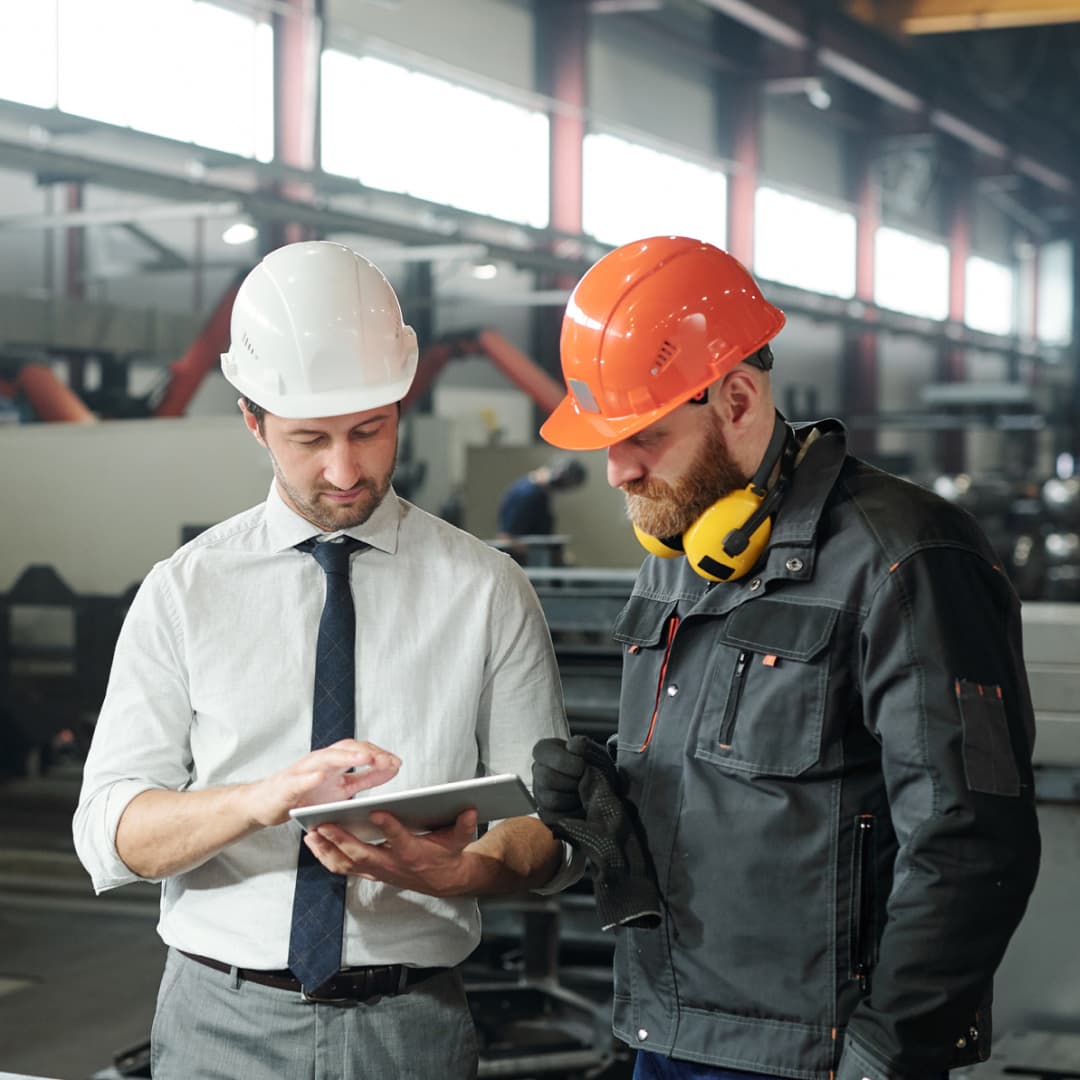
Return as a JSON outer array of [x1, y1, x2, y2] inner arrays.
[[221, 240, 419, 418]]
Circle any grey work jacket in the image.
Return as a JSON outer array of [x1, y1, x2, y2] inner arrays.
[[609, 420, 1040, 1080]]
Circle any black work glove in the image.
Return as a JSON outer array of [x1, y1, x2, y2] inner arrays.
[[532, 735, 661, 931]]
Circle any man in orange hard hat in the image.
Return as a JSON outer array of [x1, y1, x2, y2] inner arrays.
[[533, 236, 1040, 1080]]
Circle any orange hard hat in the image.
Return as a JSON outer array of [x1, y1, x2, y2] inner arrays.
[[540, 236, 785, 450]]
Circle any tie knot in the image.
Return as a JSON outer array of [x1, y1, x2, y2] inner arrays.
[[299, 537, 364, 577]]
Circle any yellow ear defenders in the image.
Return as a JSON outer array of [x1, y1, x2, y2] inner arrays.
[[633, 412, 792, 583]]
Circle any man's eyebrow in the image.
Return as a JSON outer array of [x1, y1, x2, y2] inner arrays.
[[285, 414, 390, 436]]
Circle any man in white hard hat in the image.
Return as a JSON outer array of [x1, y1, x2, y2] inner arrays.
[[74, 241, 578, 1079]]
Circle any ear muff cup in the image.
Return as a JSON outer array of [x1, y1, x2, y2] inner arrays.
[[629, 410, 791, 583], [632, 524, 684, 559], [683, 486, 771, 582]]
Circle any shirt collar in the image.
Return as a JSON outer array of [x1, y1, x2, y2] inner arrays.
[[264, 480, 402, 555]]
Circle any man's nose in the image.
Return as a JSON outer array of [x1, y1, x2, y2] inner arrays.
[[607, 441, 646, 489], [323, 443, 363, 490]]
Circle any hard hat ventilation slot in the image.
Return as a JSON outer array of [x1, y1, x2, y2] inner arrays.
[[241, 331, 258, 358], [651, 339, 678, 375]]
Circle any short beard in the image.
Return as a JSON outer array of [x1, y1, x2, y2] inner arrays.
[[269, 453, 396, 533], [623, 418, 747, 540]]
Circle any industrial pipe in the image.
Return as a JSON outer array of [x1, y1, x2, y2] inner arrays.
[[16, 364, 97, 423], [475, 329, 565, 416], [400, 330, 565, 417], [153, 277, 243, 418]]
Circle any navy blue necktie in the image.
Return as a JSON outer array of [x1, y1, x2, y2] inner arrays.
[[288, 536, 364, 993]]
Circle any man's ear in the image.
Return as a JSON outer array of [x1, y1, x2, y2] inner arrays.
[[714, 367, 761, 426], [238, 399, 266, 446]]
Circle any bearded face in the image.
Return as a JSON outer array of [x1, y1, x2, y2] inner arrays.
[[621, 414, 747, 540]]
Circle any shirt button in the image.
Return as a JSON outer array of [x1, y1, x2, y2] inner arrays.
[[637, 1028, 649, 1041], [666, 684, 679, 697], [749, 578, 762, 591], [785, 557, 804, 573]]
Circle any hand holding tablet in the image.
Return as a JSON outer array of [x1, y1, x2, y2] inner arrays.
[[288, 773, 536, 843]]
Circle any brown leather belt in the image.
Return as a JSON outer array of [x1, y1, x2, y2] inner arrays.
[[179, 949, 446, 1004]]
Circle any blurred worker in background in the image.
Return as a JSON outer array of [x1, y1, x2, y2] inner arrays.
[[497, 457, 587, 539], [532, 236, 1040, 1080], [74, 240, 578, 1080], [496, 456, 587, 565]]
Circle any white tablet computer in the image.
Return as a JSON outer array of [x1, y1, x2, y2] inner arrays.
[[288, 773, 536, 842]]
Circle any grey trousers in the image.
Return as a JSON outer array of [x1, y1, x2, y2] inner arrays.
[[151, 947, 479, 1080]]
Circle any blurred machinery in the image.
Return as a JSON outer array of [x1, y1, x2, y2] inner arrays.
[[929, 464, 1080, 604]]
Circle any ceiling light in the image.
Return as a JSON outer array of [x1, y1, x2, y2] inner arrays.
[[806, 80, 832, 110], [471, 263, 498, 280], [222, 222, 258, 246]]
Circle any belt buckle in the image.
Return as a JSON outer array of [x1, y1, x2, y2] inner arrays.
[[300, 982, 353, 1005]]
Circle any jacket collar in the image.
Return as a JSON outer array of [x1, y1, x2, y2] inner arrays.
[[633, 419, 850, 615], [768, 418, 848, 548]]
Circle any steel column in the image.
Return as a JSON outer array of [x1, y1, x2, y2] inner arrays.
[[265, 0, 323, 252], [941, 156, 973, 474]]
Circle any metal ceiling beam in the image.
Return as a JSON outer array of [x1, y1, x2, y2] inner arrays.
[[897, 0, 1080, 34], [0, 201, 242, 230], [696, 0, 1076, 196], [0, 135, 602, 278]]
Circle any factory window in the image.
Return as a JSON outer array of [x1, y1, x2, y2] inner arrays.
[[965, 256, 1015, 337], [18, 0, 275, 161], [0, 0, 57, 108], [1037, 240, 1074, 346], [582, 133, 727, 248], [874, 226, 949, 321], [754, 186, 856, 299], [321, 52, 550, 229]]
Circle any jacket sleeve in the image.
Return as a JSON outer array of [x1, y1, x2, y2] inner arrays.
[[838, 544, 1040, 1080]]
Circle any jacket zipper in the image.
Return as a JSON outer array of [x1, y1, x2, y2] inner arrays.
[[852, 813, 875, 990], [718, 650, 750, 748], [638, 614, 680, 752]]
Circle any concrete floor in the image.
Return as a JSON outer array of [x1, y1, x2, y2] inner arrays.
[[0, 765, 628, 1080], [0, 768, 163, 1080], [4, 763, 1080, 1080]]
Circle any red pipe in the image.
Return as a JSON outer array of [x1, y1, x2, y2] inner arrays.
[[400, 331, 566, 418], [153, 279, 242, 417], [399, 340, 460, 414], [476, 329, 566, 415], [17, 364, 97, 423]]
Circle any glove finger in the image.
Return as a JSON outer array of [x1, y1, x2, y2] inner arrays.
[[534, 790, 587, 816], [555, 819, 628, 874], [531, 762, 581, 794], [577, 738, 620, 784], [532, 737, 587, 780]]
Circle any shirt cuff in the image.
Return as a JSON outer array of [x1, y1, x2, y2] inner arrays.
[[76, 779, 160, 892], [531, 840, 586, 895]]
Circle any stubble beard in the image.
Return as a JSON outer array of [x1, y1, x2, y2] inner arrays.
[[270, 455, 396, 533], [622, 419, 747, 540]]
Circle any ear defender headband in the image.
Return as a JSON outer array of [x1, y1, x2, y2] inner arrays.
[[633, 411, 791, 583]]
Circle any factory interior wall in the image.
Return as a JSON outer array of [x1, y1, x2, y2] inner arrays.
[[0, 416, 271, 596]]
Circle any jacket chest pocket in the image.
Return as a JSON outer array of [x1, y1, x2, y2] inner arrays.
[[612, 594, 679, 753], [694, 599, 838, 777]]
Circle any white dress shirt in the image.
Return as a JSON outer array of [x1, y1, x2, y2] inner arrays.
[[74, 482, 575, 970]]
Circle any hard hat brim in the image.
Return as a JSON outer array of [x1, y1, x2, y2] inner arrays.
[[223, 354, 418, 420], [539, 388, 695, 451]]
